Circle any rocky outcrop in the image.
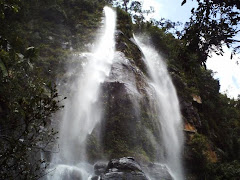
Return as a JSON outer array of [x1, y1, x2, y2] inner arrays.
[[106, 157, 143, 172], [170, 70, 202, 131], [86, 30, 162, 161], [92, 157, 174, 180], [91, 157, 147, 180], [101, 157, 148, 180], [180, 98, 201, 129]]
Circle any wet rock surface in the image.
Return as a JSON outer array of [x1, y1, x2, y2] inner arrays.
[[180, 97, 201, 128], [101, 157, 148, 180], [97, 50, 160, 160], [92, 157, 174, 180], [143, 163, 173, 180], [107, 157, 143, 172]]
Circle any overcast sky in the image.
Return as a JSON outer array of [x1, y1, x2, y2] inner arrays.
[[141, 0, 240, 99]]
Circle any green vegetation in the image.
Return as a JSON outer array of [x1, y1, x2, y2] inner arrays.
[[0, 1, 62, 179], [120, 1, 239, 178], [182, 0, 240, 64], [0, 0, 239, 179], [133, 19, 240, 179], [0, 0, 105, 178]]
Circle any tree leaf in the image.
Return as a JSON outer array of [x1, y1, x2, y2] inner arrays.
[[0, 59, 8, 77], [181, 0, 187, 6]]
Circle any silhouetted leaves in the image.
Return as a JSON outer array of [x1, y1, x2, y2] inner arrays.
[[182, 0, 240, 65], [0, 1, 62, 179], [181, 0, 187, 6]]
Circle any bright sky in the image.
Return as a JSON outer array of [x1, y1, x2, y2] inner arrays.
[[141, 0, 240, 99], [142, 0, 197, 22], [207, 47, 240, 99]]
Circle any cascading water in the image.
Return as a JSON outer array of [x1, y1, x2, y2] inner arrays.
[[47, 6, 116, 179], [46, 5, 184, 179], [135, 36, 184, 180]]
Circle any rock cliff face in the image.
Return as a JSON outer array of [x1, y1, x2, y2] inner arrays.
[[3, 1, 239, 179], [84, 9, 184, 178], [56, 8, 208, 179], [85, 22, 164, 163], [42, 6, 240, 180], [84, 8, 210, 179]]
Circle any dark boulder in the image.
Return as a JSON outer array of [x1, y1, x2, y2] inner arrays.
[[92, 158, 175, 180], [180, 97, 201, 128], [101, 157, 148, 180], [107, 157, 142, 172]]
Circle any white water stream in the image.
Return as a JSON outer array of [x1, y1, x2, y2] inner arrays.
[[47, 6, 184, 180], [135, 36, 184, 180], [47, 7, 116, 180]]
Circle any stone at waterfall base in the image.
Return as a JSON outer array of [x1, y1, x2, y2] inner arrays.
[[92, 157, 173, 180]]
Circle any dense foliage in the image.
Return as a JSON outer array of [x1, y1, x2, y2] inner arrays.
[[182, 0, 240, 65], [0, 0, 239, 179], [133, 7, 240, 180], [0, 0, 62, 179], [0, 0, 107, 178], [102, 2, 240, 178]]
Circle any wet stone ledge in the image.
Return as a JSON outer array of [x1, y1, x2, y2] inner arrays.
[[91, 157, 173, 180]]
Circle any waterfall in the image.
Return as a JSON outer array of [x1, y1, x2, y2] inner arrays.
[[135, 36, 184, 180], [47, 6, 116, 179], [46, 5, 184, 180]]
